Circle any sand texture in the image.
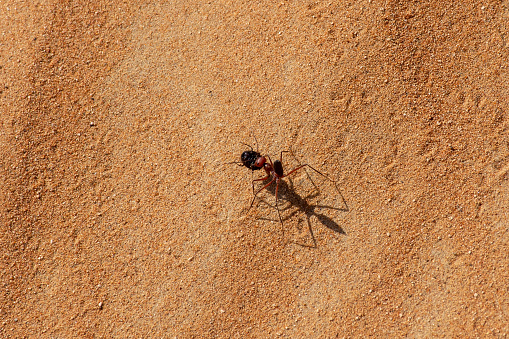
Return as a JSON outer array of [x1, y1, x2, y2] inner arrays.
[[2, 1, 509, 337]]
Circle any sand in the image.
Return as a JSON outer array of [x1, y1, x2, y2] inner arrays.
[[1, 1, 509, 337]]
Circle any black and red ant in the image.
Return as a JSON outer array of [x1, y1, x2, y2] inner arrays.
[[233, 142, 345, 236]]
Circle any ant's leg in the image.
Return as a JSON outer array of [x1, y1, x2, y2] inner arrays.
[[249, 176, 276, 210], [284, 164, 332, 196], [251, 173, 270, 195], [285, 163, 349, 211], [284, 162, 336, 182], [280, 150, 313, 180], [283, 164, 307, 177], [280, 150, 291, 164], [280, 149, 334, 181], [301, 164, 336, 182], [274, 178, 285, 236]]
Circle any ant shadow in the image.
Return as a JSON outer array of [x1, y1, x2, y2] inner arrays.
[[253, 171, 349, 248]]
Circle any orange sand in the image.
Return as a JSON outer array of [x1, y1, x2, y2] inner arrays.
[[1, 1, 508, 337]]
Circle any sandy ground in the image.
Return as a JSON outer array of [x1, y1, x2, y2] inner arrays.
[[1, 0, 509, 337]]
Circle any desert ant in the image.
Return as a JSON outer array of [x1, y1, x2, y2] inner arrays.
[[233, 143, 343, 236]]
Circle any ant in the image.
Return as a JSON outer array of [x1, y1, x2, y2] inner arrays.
[[233, 142, 341, 235]]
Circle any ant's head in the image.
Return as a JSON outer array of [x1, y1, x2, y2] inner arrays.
[[241, 150, 264, 170]]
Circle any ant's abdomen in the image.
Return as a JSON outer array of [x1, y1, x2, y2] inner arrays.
[[273, 160, 284, 177]]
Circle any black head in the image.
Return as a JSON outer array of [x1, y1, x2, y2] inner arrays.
[[241, 150, 263, 170]]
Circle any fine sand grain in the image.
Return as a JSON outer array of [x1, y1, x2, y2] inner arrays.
[[2, 1, 509, 337]]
